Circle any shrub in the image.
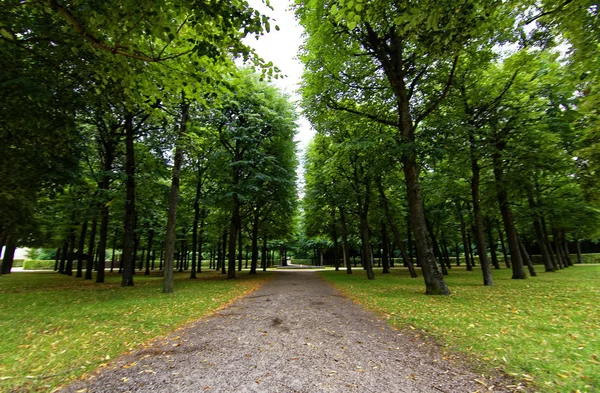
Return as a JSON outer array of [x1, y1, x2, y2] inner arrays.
[[12, 259, 24, 268], [22, 260, 55, 270]]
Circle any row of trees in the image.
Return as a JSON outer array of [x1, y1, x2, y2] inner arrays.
[[0, 1, 298, 292], [297, 0, 600, 294]]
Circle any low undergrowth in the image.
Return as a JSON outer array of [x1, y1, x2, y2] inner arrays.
[[321, 265, 599, 393], [0, 270, 271, 392]]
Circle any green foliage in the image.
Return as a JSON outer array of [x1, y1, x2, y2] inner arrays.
[[322, 266, 600, 392], [22, 260, 55, 270], [0, 271, 271, 392]]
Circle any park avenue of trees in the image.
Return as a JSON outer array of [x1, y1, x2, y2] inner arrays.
[[1, 0, 599, 295]]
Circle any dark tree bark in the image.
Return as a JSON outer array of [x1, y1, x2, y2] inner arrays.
[[576, 239, 583, 264], [163, 100, 189, 293], [339, 207, 352, 274], [486, 222, 500, 270], [541, 217, 559, 270], [331, 209, 340, 271], [54, 247, 61, 271], [85, 218, 97, 280], [238, 225, 243, 271], [145, 230, 154, 275], [1, 238, 16, 274], [381, 221, 390, 274], [376, 178, 417, 277], [497, 227, 511, 268], [65, 223, 77, 276], [467, 231, 475, 267], [261, 235, 268, 272], [76, 221, 88, 278], [468, 131, 493, 285], [518, 235, 537, 277], [59, 241, 68, 274], [425, 218, 448, 276], [562, 232, 573, 266], [458, 210, 472, 271], [492, 140, 525, 279], [221, 230, 227, 275], [526, 186, 554, 272], [440, 236, 452, 271], [110, 229, 117, 273], [250, 210, 259, 275]]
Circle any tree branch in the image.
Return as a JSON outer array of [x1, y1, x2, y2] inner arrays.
[[523, 0, 574, 24], [326, 98, 399, 127], [414, 55, 459, 128], [45, 0, 192, 62]]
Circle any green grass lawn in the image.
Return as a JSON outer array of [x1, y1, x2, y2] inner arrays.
[[321, 265, 599, 393], [0, 270, 271, 392]]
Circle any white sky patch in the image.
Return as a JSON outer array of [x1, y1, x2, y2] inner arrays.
[[244, 0, 315, 158], [244, 0, 315, 197]]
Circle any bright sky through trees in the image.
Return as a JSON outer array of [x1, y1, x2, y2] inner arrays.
[[245, 0, 314, 157]]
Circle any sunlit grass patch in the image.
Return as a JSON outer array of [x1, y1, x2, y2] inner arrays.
[[321, 265, 600, 392], [0, 270, 271, 392]]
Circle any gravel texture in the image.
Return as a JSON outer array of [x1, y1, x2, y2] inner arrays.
[[62, 271, 522, 393]]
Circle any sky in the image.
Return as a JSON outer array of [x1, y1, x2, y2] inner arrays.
[[244, 0, 314, 160]]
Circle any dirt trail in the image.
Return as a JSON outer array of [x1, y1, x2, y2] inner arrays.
[[62, 271, 518, 393]]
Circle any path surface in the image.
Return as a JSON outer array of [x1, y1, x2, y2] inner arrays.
[[63, 272, 518, 393]]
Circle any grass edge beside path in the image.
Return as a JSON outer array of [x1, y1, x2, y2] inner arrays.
[[320, 265, 600, 393], [0, 270, 273, 392]]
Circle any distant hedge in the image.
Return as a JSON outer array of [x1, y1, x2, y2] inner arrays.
[[12, 259, 24, 268], [22, 260, 55, 270]]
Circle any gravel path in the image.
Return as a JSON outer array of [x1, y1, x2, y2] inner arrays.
[[62, 271, 520, 393]]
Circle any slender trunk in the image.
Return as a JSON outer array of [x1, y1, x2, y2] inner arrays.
[[518, 235, 537, 276], [440, 236, 452, 270], [54, 247, 61, 271], [469, 130, 493, 285], [359, 213, 374, 280], [145, 230, 154, 275], [227, 195, 240, 279], [110, 229, 117, 273], [458, 210, 472, 271], [486, 222, 500, 270], [339, 207, 352, 274], [381, 221, 390, 274], [467, 231, 475, 268], [261, 235, 267, 272], [376, 179, 416, 277], [65, 223, 77, 276], [250, 211, 259, 274], [492, 141, 525, 279], [541, 217, 559, 270], [1, 238, 16, 274], [576, 239, 583, 264], [497, 227, 511, 268], [562, 232, 573, 266], [526, 186, 554, 272], [163, 101, 189, 293], [59, 241, 67, 274], [238, 225, 243, 271], [221, 230, 227, 274], [76, 221, 88, 278], [191, 179, 200, 278], [85, 218, 97, 279], [198, 212, 205, 273], [331, 210, 340, 271], [425, 218, 448, 276]]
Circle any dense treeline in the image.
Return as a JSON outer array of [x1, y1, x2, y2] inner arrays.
[[297, 0, 600, 293], [0, 0, 298, 292]]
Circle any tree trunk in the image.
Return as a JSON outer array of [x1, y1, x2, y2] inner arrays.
[[54, 247, 61, 271], [65, 223, 77, 276], [376, 178, 416, 277], [162, 101, 189, 293], [191, 174, 201, 278], [221, 230, 227, 275], [227, 194, 240, 279], [331, 209, 340, 271], [261, 235, 267, 272], [59, 241, 67, 274], [562, 232, 573, 266], [238, 225, 243, 271], [339, 207, 352, 274], [381, 221, 390, 274], [198, 212, 206, 273], [425, 218, 448, 276], [518, 235, 537, 277], [576, 239, 583, 264], [526, 186, 554, 272], [1, 238, 16, 274], [469, 130, 493, 285], [541, 217, 559, 270], [440, 236, 452, 270], [145, 230, 154, 275], [458, 210, 472, 271], [85, 218, 97, 280], [359, 214, 374, 280], [250, 211, 259, 274], [497, 227, 511, 268], [76, 221, 88, 278], [486, 222, 500, 270]]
